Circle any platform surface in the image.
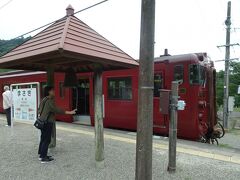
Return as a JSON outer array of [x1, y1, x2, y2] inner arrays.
[[0, 115, 240, 180]]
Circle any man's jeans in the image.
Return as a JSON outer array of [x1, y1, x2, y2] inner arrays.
[[4, 108, 11, 126]]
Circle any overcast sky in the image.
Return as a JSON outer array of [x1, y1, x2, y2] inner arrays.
[[1, 0, 240, 71]]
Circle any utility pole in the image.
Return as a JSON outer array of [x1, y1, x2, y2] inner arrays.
[[168, 81, 179, 173], [135, 0, 155, 179], [94, 70, 104, 168], [223, 1, 231, 129]]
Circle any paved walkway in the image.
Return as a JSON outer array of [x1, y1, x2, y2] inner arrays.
[[0, 117, 240, 180]]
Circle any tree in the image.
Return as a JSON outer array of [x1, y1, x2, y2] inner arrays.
[[216, 61, 240, 108], [0, 36, 31, 72]]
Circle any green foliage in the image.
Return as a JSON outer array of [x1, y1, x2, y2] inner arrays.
[[0, 36, 31, 72], [216, 61, 240, 107], [0, 36, 31, 56]]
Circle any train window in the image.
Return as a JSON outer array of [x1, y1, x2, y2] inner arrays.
[[189, 64, 199, 84], [154, 74, 163, 97], [59, 82, 65, 98], [189, 65, 206, 85], [108, 77, 132, 100], [174, 65, 184, 83], [199, 66, 206, 86]]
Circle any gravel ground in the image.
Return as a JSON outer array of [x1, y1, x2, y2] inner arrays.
[[218, 130, 240, 149], [0, 119, 240, 180]]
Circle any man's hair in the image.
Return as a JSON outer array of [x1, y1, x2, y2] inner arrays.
[[4, 86, 9, 91], [44, 86, 54, 97]]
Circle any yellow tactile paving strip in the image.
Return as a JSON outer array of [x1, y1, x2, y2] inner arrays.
[[58, 126, 240, 164], [6, 120, 240, 165]]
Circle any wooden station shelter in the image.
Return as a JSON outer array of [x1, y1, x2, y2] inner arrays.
[[0, 5, 138, 166]]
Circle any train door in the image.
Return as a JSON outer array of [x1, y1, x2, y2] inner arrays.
[[72, 78, 91, 125], [153, 72, 167, 128]]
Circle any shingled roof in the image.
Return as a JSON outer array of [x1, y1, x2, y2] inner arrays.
[[0, 5, 138, 72]]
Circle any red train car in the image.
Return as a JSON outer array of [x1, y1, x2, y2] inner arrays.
[[103, 52, 217, 141], [0, 52, 218, 141]]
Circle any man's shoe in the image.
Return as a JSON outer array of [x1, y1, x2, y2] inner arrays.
[[39, 155, 53, 161], [41, 157, 54, 163], [5, 125, 9, 127], [47, 156, 54, 161]]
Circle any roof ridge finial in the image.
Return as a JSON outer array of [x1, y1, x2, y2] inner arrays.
[[66, 4, 74, 16]]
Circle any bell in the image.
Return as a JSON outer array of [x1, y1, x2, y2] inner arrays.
[[63, 68, 78, 87]]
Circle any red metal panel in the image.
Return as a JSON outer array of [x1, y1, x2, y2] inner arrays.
[[55, 73, 73, 122], [103, 68, 138, 130], [159, 90, 170, 115]]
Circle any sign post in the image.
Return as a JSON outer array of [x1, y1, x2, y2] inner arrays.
[[159, 82, 186, 173]]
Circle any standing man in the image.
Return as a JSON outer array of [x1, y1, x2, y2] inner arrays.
[[2, 86, 12, 126]]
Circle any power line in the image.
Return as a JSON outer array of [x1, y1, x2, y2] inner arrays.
[[74, 0, 108, 15], [0, 0, 13, 10], [0, 0, 109, 47], [214, 58, 239, 62]]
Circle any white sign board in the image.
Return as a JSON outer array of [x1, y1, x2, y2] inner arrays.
[[238, 85, 240, 94], [12, 88, 37, 121], [228, 96, 235, 112]]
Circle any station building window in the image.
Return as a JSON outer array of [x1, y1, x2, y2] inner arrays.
[[108, 77, 132, 100]]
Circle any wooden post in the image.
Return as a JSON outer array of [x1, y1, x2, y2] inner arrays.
[[47, 66, 56, 148], [94, 70, 104, 168], [168, 81, 178, 173], [135, 0, 155, 179]]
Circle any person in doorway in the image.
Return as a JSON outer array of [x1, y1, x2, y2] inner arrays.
[[38, 86, 76, 163], [2, 86, 12, 126]]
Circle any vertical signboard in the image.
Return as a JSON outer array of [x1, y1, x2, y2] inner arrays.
[[12, 88, 37, 121], [10, 82, 40, 126], [228, 96, 235, 112]]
